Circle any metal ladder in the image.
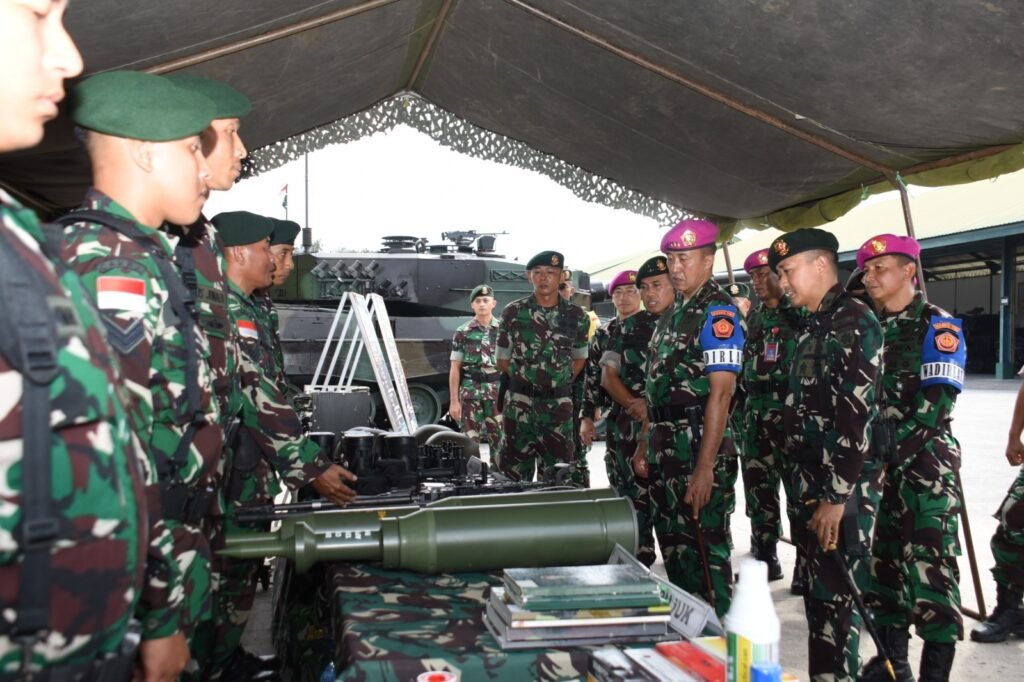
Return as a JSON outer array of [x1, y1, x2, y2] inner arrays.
[[309, 291, 419, 433]]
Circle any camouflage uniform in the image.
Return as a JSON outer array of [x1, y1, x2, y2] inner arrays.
[[600, 311, 659, 567], [0, 190, 149, 673], [781, 283, 884, 682], [575, 322, 615, 488], [741, 300, 800, 551], [61, 189, 224, 642], [255, 291, 300, 400], [644, 280, 745, 615], [199, 281, 332, 677], [865, 294, 964, 644], [991, 468, 1024, 591], [496, 296, 589, 483], [450, 317, 502, 450]]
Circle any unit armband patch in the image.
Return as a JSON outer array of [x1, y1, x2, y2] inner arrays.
[[921, 316, 966, 392], [700, 305, 744, 373]]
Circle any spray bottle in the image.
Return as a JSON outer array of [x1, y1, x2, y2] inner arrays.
[[725, 558, 781, 682]]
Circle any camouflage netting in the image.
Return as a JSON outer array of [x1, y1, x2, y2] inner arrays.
[[242, 93, 689, 228]]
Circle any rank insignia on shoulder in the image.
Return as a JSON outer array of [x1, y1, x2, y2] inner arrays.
[[96, 275, 147, 313], [921, 316, 966, 392], [237, 319, 259, 340]]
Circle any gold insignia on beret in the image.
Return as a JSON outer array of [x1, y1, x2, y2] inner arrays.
[[628, 272, 636, 281], [551, 254, 560, 266], [758, 251, 768, 264], [682, 230, 697, 247], [656, 260, 667, 271], [481, 286, 489, 295], [774, 240, 789, 256], [728, 284, 739, 295], [870, 239, 887, 254]]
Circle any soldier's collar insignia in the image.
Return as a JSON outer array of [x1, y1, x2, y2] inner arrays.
[[682, 229, 697, 247], [773, 240, 789, 256], [870, 238, 887, 254]]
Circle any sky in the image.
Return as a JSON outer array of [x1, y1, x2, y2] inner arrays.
[[203, 124, 663, 271]]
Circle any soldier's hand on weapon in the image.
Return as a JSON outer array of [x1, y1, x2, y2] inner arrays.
[[449, 401, 462, 421], [625, 397, 646, 421], [808, 499, 845, 550], [1005, 436, 1024, 466], [684, 464, 714, 516], [581, 417, 596, 446], [311, 464, 358, 507], [135, 632, 189, 682]]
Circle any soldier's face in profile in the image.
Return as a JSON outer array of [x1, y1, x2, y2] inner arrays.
[[471, 295, 496, 317], [245, 237, 275, 289], [612, 284, 641, 317], [529, 265, 560, 297], [639, 274, 674, 314], [862, 255, 914, 309], [0, 0, 82, 152], [269, 244, 294, 286], [749, 265, 781, 302], [151, 135, 212, 226], [201, 117, 247, 191]]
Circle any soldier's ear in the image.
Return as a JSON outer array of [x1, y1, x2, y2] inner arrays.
[[129, 139, 154, 173]]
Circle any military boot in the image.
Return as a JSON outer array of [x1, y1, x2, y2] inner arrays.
[[754, 541, 784, 581], [970, 584, 1024, 643], [918, 642, 955, 682], [859, 626, 915, 682]]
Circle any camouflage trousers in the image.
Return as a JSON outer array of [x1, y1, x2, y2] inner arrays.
[[784, 458, 884, 682], [165, 521, 213, 644], [571, 382, 591, 488], [458, 380, 501, 451], [497, 392, 580, 484], [866, 455, 962, 643], [605, 408, 656, 566], [647, 419, 736, 617], [990, 465, 1024, 590], [740, 419, 784, 548]]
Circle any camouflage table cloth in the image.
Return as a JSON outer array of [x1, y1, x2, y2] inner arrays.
[[328, 563, 589, 681]]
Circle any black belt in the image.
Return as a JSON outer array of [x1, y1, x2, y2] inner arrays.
[[160, 482, 216, 525], [509, 379, 572, 399], [463, 370, 501, 384], [647, 403, 692, 423]]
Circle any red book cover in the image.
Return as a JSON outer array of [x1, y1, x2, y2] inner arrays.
[[655, 641, 726, 682]]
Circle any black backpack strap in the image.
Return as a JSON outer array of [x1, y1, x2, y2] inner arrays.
[[58, 210, 205, 479], [0, 226, 61, 656]]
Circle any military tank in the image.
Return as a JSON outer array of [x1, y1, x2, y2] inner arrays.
[[269, 231, 593, 425]]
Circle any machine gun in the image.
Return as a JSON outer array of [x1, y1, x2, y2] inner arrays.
[[440, 229, 509, 254]]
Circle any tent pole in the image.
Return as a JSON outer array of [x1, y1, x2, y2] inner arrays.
[[888, 173, 929, 301], [721, 242, 736, 285], [406, 0, 455, 89]]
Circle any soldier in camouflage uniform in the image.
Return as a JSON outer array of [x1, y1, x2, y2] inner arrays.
[[449, 284, 502, 451], [600, 262, 671, 567], [770, 228, 884, 682], [972, 375, 1024, 643], [646, 220, 745, 616], [257, 218, 303, 399], [855, 234, 965, 681], [206, 212, 357, 679], [0, 14, 154, 678], [564, 278, 593, 487], [738, 249, 798, 584], [60, 72, 230, 677], [496, 251, 590, 483]]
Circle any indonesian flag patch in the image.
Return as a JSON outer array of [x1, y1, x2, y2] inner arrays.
[[237, 319, 259, 340], [96, 276, 147, 313]]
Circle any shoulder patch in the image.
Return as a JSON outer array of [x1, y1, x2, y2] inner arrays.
[[700, 305, 745, 373], [96, 257, 148, 276], [237, 319, 259, 340], [96, 275, 148, 313], [921, 316, 966, 392], [101, 315, 145, 355]]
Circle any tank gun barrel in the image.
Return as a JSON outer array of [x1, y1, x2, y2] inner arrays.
[[222, 495, 637, 573]]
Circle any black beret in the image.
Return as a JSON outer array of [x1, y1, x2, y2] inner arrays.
[[767, 228, 839, 272], [212, 211, 275, 247], [269, 219, 301, 246], [636, 256, 669, 282], [165, 74, 252, 119], [469, 284, 494, 304], [526, 250, 564, 270]]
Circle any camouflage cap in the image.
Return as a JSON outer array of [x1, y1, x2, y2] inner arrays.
[[725, 282, 752, 299], [526, 250, 564, 270], [212, 211, 275, 247], [269, 218, 302, 246], [165, 73, 252, 119], [636, 255, 669, 283], [72, 71, 216, 141], [767, 228, 839, 272], [469, 284, 494, 304]]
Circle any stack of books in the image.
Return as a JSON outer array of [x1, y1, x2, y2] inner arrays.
[[483, 564, 678, 650]]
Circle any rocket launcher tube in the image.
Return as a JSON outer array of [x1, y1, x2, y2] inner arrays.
[[221, 497, 638, 574]]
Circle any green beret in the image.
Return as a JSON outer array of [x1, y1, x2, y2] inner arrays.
[[212, 211, 275, 247], [72, 71, 215, 142], [270, 219, 301, 246], [526, 250, 564, 270], [725, 282, 752, 299], [469, 284, 494, 305], [166, 73, 252, 119], [767, 228, 839, 272], [636, 256, 669, 282]]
